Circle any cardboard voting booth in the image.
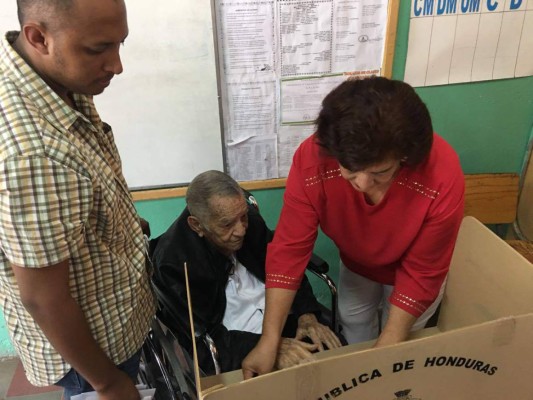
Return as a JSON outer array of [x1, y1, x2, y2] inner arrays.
[[198, 217, 533, 399]]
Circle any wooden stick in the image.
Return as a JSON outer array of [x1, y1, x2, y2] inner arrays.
[[184, 262, 202, 398]]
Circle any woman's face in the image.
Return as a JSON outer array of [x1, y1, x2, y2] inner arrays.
[[339, 159, 402, 194]]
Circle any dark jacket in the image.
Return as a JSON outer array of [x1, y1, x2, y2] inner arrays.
[[151, 204, 322, 375]]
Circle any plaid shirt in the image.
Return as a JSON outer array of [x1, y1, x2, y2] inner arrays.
[[0, 32, 155, 386]]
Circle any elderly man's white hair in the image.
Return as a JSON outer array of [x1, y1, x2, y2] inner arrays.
[[186, 170, 244, 223]]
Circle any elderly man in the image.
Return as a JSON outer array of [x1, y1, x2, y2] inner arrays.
[[152, 170, 341, 375]]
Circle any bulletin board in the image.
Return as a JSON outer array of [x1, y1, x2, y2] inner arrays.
[[134, 0, 401, 201]]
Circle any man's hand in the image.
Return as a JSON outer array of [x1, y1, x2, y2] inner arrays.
[[295, 313, 341, 351], [11, 260, 138, 398], [97, 370, 140, 400], [275, 338, 317, 370], [139, 218, 151, 237]]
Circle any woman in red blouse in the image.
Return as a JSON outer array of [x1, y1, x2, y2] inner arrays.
[[243, 77, 465, 379]]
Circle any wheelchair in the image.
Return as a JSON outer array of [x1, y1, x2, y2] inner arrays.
[[138, 191, 339, 399]]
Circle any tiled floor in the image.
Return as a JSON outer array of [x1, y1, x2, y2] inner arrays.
[[0, 358, 62, 400]]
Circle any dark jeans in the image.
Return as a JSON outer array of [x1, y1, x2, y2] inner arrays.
[[54, 349, 142, 400]]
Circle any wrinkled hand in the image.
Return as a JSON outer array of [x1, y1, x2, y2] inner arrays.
[[275, 338, 318, 370], [96, 370, 140, 400], [295, 313, 342, 351]]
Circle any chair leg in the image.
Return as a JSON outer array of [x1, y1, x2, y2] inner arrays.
[[152, 321, 198, 400], [142, 336, 181, 400]]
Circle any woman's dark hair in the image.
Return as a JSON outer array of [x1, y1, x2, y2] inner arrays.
[[315, 76, 433, 171]]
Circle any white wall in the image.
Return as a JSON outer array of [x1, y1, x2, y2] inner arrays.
[[0, 0, 224, 189]]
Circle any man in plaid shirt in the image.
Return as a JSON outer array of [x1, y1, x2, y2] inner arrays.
[[0, 1, 155, 399]]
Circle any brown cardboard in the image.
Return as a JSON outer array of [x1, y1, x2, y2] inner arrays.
[[199, 217, 533, 399]]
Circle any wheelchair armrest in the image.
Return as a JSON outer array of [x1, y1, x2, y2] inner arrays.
[[201, 332, 221, 375], [304, 253, 339, 334], [306, 253, 329, 275]]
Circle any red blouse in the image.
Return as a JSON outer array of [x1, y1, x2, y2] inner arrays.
[[266, 133, 465, 317]]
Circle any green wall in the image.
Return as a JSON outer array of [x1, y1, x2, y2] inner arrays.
[[1, 0, 532, 357], [394, 0, 533, 173]]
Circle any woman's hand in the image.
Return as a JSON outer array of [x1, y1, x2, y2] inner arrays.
[[242, 335, 279, 379], [373, 305, 417, 348]]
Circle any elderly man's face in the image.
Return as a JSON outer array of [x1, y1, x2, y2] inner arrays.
[[199, 194, 249, 257]]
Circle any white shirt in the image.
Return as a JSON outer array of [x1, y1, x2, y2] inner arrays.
[[222, 255, 266, 334]]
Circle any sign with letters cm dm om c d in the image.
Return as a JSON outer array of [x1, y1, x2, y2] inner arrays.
[[200, 217, 533, 400]]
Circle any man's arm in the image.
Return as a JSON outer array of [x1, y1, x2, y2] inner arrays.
[[242, 287, 296, 379], [12, 260, 140, 400]]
